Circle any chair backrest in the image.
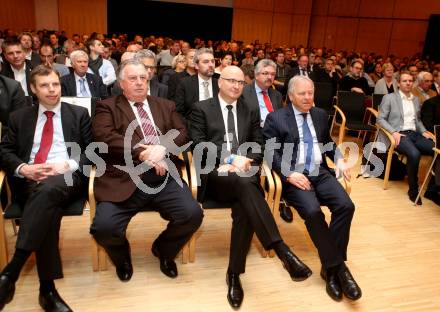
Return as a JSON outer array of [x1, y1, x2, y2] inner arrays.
[[336, 91, 367, 124], [60, 96, 98, 117], [314, 82, 334, 113], [372, 94, 385, 111]]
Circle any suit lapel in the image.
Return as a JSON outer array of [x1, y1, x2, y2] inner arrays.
[[395, 92, 404, 120], [22, 106, 39, 158], [117, 95, 144, 141], [87, 74, 95, 97], [150, 80, 158, 97], [310, 107, 322, 140], [60, 102, 75, 145], [147, 96, 164, 134], [286, 105, 299, 142], [212, 78, 219, 97], [193, 76, 200, 102], [236, 98, 246, 144]]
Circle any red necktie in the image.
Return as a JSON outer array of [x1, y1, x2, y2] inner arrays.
[[34, 111, 55, 164], [134, 102, 160, 145], [261, 91, 274, 113]]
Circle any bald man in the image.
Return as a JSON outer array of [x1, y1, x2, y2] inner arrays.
[[189, 66, 311, 309]]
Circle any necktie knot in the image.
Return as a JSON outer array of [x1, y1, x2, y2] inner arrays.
[[202, 81, 209, 88], [134, 102, 143, 108], [44, 111, 55, 118], [301, 112, 307, 120], [226, 104, 233, 111]]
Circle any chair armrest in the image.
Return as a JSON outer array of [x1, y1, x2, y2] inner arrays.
[[366, 107, 378, 118], [261, 161, 275, 206], [179, 152, 189, 186], [0, 171, 11, 211], [88, 166, 97, 221], [188, 152, 198, 200], [333, 105, 346, 146], [271, 169, 283, 212], [427, 131, 435, 143], [377, 125, 396, 150]]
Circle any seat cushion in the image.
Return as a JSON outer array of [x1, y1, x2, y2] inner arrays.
[[4, 198, 87, 219]]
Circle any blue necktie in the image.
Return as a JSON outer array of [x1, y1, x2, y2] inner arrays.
[[301, 113, 314, 175], [79, 78, 89, 97]]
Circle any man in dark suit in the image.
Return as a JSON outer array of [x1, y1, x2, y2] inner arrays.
[[0, 68, 28, 136], [167, 49, 196, 102], [90, 58, 202, 282], [175, 48, 219, 122], [0, 65, 92, 311], [0, 38, 34, 97], [60, 50, 108, 99], [263, 76, 362, 302], [283, 54, 311, 93], [421, 95, 440, 132], [312, 58, 340, 96], [189, 66, 311, 309], [18, 32, 41, 69]]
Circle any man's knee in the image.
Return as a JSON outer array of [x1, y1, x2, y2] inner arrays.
[[90, 208, 126, 245], [179, 201, 204, 230]]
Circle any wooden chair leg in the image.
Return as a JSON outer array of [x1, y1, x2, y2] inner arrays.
[[98, 245, 108, 271], [383, 147, 394, 190], [0, 215, 8, 270], [180, 241, 189, 264], [91, 239, 99, 272], [188, 235, 196, 263]]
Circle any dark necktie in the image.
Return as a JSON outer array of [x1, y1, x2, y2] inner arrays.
[[301, 69, 306, 76], [134, 102, 160, 145], [34, 111, 55, 164], [261, 90, 274, 113], [226, 105, 239, 154], [301, 113, 314, 175]]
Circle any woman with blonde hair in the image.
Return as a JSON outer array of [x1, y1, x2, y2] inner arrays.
[[161, 54, 187, 85], [374, 63, 398, 94]]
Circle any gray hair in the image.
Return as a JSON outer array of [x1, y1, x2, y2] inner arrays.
[[254, 59, 277, 75], [288, 75, 314, 95], [120, 51, 135, 62], [417, 71, 432, 83], [193, 47, 214, 64], [134, 49, 157, 66], [172, 54, 186, 69], [117, 58, 147, 81], [70, 50, 88, 63]]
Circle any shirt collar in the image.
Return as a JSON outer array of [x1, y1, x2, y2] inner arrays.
[[128, 98, 149, 108], [399, 90, 414, 101], [198, 74, 211, 84], [11, 62, 25, 73], [74, 72, 86, 80], [218, 94, 237, 110], [254, 81, 266, 94], [38, 102, 61, 116], [291, 104, 309, 117]]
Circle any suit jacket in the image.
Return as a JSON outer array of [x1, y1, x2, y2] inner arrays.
[[175, 75, 219, 121], [111, 76, 168, 99], [412, 86, 437, 105], [189, 95, 263, 201], [262, 105, 340, 183], [0, 59, 34, 97], [284, 66, 312, 91], [92, 95, 188, 202], [0, 75, 28, 136], [311, 68, 339, 95], [377, 92, 426, 148], [421, 95, 440, 132], [374, 77, 398, 95], [241, 81, 282, 121], [29, 51, 41, 68], [167, 70, 191, 102], [61, 72, 108, 99], [0, 102, 92, 179]]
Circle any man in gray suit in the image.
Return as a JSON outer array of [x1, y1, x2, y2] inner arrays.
[[377, 72, 437, 204]]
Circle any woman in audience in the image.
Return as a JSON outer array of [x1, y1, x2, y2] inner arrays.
[[374, 63, 398, 94], [369, 62, 383, 83], [214, 52, 232, 75], [161, 54, 187, 85]]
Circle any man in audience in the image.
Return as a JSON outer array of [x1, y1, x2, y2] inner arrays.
[[284, 54, 311, 92], [421, 94, 440, 132], [49, 33, 63, 56], [408, 64, 419, 83], [339, 59, 371, 95], [263, 75, 361, 302], [0, 65, 92, 311], [90, 58, 203, 282], [312, 58, 340, 96], [189, 66, 311, 309], [18, 32, 41, 68], [1, 39, 33, 97], [167, 49, 196, 102], [39, 45, 69, 77], [157, 40, 180, 67], [55, 39, 76, 67], [412, 71, 436, 105], [61, 50, 108, 99], [86, 38, 116, 86], [378, 73, 437, 204], [273, 51, 291, 94], [175, 48, 218, 122]]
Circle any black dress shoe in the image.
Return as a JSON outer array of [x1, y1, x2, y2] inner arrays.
[[279, 203, 293, 223], [280, 251, 312, 281], [424, 191, 440, 205], [320, 267, 342, 301], [39, 289, 73, 312], [0, 274, 15, 310], [408, 191, 422, 205], [226, 273, 243, 309], [116, 259, 133, 282], [337, 265, 362, 300], [152, 244, 178, 278]]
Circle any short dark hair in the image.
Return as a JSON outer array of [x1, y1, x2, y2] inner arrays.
[[30, 65, 60, 86], [40, 44, 54, 55], [1, 38, 22, 51]]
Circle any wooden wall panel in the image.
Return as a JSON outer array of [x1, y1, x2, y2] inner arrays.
[[289, 14, 311, 46], [274, 0, 294, 13], [232, 9, 273, 43], [393, 0, 440, 19], [233, 0, 274, 11], [312, 0, 330, 15], [34, 0, 59, 30], [291, 0, 313, 14], [323, 16, 338, 49], [334, 18, 358, 51], [58, 0, 107, 36], [328, 0, 360, 17], [358, 0, 394, 18], [309, 16, 327, 48], [0, 0, 35, 31], [388, 20, 427, 56], [356, 19, 393, 55], [271, 13, 292, 46]]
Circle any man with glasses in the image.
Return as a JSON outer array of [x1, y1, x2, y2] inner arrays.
[[412, 71, 436, 105], [189, 65, 312, 309], [339, 59, 371, 95]]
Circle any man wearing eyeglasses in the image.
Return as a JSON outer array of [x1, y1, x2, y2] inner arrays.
[[339, 59, 371, 95], [189, 65, 312, 309]]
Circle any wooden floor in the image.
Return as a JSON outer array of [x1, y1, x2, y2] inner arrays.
[[3, 154, 440, 311]]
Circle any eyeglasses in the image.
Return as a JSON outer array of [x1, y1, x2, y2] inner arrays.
[[144, 65, 156, 71], [220, 77, 246, 86], [353, 66, 363, 70], [259, 71, 276, 77]]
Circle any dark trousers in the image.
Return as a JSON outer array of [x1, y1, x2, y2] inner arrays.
[[90, 179, 202, 265], [14, 172, 83, 280], [206, 172, 282, 274], [395, 130, 434, 193], [283, 167, 355, 269]]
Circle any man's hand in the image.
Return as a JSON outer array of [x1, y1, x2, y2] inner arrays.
[[351, 87, 364, 94], [392, 132, 405, 146], [19, 162, 69, 182], [217, 164, 238, 173], [231, 156, 254, 172], [335, 158, 351, 181], [138, 144, 166, 163], [286, 172, 312, 190], [422, 131, 435, 140]]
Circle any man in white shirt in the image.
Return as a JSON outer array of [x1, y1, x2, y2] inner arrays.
[[18, 32, 41, 68], [0, 65, 92, 311], [86, 38, 116, 86]]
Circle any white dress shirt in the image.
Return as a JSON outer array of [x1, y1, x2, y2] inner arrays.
[[218, 95, 239, 153], [128, 99, 160, 142], [254, 82, 271, 126], [11, 63, 28, 96], [198, 75, 213, 101], [74, 73, 92, 97], [292, 105, 323, 167], [400, 90, 416, 131]]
